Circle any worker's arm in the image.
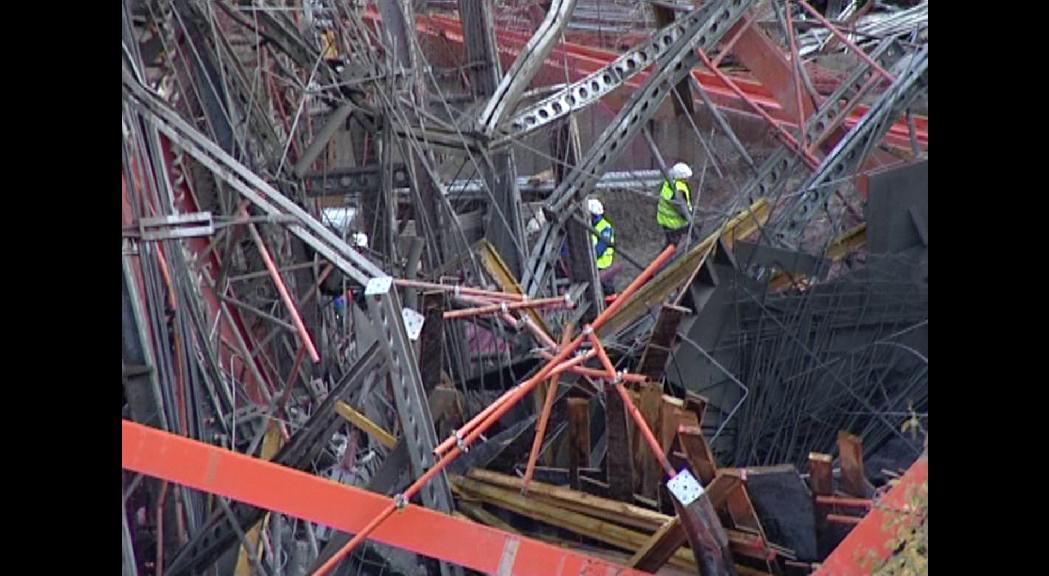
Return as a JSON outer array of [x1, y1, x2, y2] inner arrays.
[[594, 227, 613, 256], [672, 192, 693, 224]]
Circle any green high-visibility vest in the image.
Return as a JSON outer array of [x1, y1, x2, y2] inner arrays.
[[592, 217, 615, 270], [657, 179, 692, 230]]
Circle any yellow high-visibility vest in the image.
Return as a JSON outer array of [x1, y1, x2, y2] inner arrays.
[[592, 217, 615, 270], [656, 179, 692, 230]]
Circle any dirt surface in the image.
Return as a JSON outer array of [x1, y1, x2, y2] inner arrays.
[[593, 136, 779, 290]]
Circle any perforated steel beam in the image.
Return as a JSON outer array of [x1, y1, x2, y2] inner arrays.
[[496, 0, 722, 144], [522, 0, 754, 294], [476, 0, 577, 134], [780, 45, 928, 240], [364, 279, 455, 516], [736, 38, 909, 206]]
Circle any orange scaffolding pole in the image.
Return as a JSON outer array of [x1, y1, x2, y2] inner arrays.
[[315, 246, 678, 573], [522, 326, 574, 491]]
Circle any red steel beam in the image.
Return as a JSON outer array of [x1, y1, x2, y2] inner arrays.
[[726, 12, 816, 126], [404, 13, 926, 150], [814, 456, 928, 576], [123, 140, 274, 402], [122, 420, 651, 576]]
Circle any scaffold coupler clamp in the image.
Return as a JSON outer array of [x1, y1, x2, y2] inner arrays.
[[454, 431, 469, 453], [393, 493, 408, 510]]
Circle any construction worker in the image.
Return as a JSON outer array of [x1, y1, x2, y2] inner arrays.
[[333, 232, 369, 318], [588, 198, 621, 294], [657, 162, 694, 247]]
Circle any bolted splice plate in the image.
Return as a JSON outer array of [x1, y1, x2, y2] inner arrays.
[[666, 468, 704, 506], [365, 276, 393, 296], [402, 307, 425, 341]]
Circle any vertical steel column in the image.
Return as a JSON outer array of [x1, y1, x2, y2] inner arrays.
[[460, 0, 527, 277], [362, 277, 457, 576]]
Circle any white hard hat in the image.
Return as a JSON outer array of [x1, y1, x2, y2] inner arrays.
[[351, 232, 369, 249], [670, 162, 693, 179], [587, 198, 604, 216]]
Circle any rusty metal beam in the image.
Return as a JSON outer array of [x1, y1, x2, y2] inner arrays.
[[808, 452, 834, 496], [605, 382, 636, 501], [814, 457, 927, 576], [636, 305, 690, 380], [122, 420, 652, 576], [629, 517, 686, 572], [567, 397, 591, 490], [837, 431, 868, 497]]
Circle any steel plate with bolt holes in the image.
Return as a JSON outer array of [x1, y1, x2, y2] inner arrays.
[[667, 468, 704, 506], [365, 276, 393, 296], [401, 307, 425, 340]]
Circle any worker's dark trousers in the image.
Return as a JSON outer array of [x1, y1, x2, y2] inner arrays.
[[663, 226, 686, 247], [599, 262, 623, 294]]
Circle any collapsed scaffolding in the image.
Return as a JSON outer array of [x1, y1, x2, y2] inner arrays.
[[122, 1, 928, 575]]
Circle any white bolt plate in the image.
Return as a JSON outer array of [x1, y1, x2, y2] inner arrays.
[[666, 468, 704, 506], [401, 307, 425, 341], [365, 276, 393, 296]]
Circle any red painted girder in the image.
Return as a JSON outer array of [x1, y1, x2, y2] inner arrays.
[[123, 135, 273, 402], [157, 138, 276, 401], [407, 13, 926, 149], [814, 456, 928, 576], [727, 16, 816, 129], [122, 420, 652, 576]]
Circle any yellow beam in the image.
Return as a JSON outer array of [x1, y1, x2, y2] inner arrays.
[[475, 239, 554, 340], [768, 223, 867, 292], [235, 421, 283, 576], [598, 198, 770, 337], [335, 401, 398, 449]]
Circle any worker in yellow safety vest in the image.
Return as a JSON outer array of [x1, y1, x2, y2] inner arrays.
[[656, 162, 694, 247], [588, 198, 621, 294]]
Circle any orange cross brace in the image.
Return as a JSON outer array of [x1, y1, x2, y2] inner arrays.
[[122, 420, 651, 576]]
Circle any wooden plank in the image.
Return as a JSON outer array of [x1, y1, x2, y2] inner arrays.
[[659, 399, 700, 462], [636, 304, 690, 379], [568, 397, 591, 489], [837, 431, 867, 497], [335, 401, 397, 449], [634, 381, 665, 500], [629, 516, 686, 572], [678, 425, 718, 485], [418, 290, 445, 394], [463, 470, 780, 568], [725, 483, 766, 539], [451, 475, 700, 571], [457, 501, 521, 535], [808, 452, 834, 496], [706, 473, 742, 509], [467, 468, 667, 532], [684, 392, 709, 429], [472, 468, 780, 556], [605, 385, 636, 501]]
